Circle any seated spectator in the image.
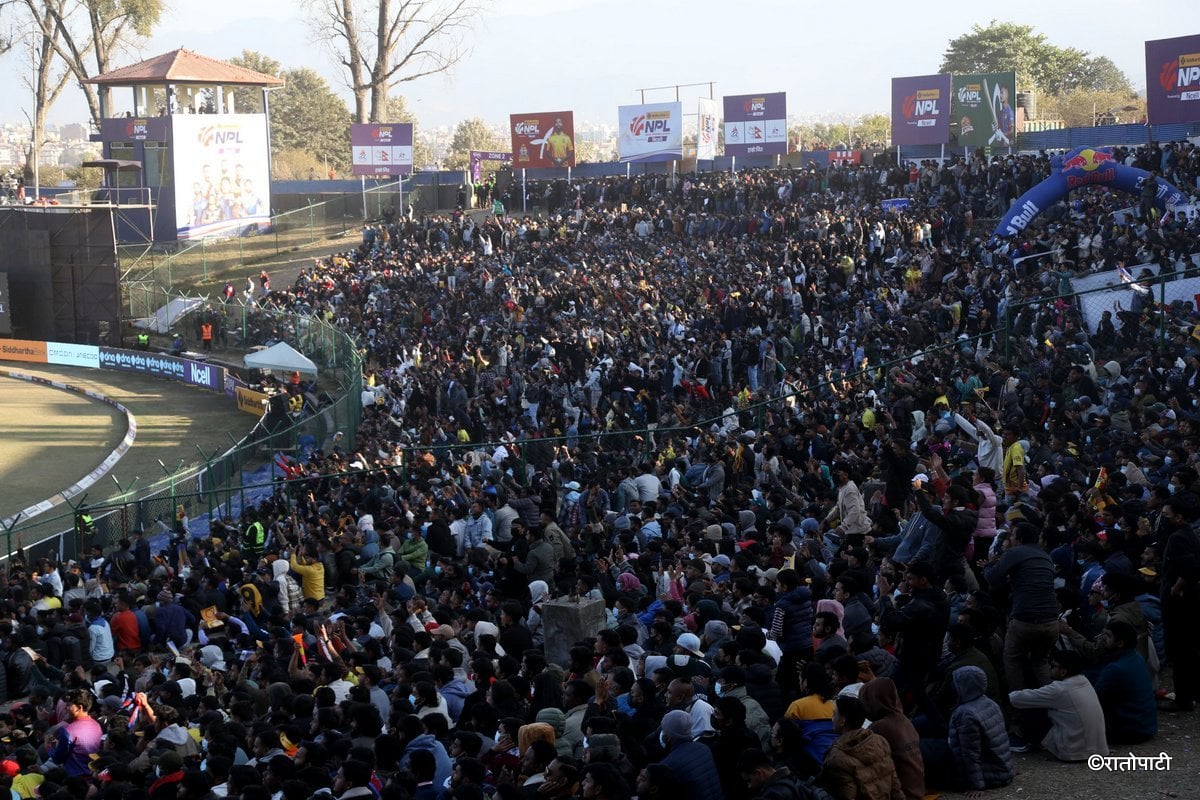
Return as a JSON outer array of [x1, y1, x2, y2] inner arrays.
[[860, 678, 925, 800], [1008, 649, 1107, 761], [921, 666, 1013, 795], [820, 695, 903, 800], [1090, 620, 1157, 744]]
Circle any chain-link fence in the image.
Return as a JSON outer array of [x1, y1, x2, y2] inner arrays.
[[1002, 255, 1200, 362], [1, 307, 362, 568], [116, 179, 407, 298]]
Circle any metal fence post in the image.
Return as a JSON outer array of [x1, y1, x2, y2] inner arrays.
[[1159, 275, 1167, 352]]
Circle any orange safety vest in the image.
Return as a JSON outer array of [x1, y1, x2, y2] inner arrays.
[[201, 323, 213, 341]]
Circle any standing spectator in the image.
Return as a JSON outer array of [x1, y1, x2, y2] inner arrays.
[[1157, 492, 1200, 712], [770, 569, 814, 697], [46, 689, 103, 777], [983, 522, 1058, 749], [84, 600, 114, 667], [151, 590, 193, 650]]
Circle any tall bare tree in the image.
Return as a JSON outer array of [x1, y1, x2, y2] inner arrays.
[[37, 0, 163, 127], [8, 2, 72, 182], [313, 0, 484, 123]]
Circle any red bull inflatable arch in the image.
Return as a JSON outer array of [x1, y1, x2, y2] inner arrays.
[[995, 146, 1189, 237]]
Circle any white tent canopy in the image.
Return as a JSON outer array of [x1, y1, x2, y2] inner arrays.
[[243, 341, 318, 376]]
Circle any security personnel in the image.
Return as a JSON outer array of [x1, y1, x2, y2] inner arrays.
[[200, 321, 214, 352], [136, 332, 150, 350], [243, 517, 266, 557], [75, 506, 95, 537]]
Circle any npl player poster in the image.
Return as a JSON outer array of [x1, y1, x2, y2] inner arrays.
[[952, 72, 1016, 148], [723, 92, 787, 157], [510, 112, 576, 168], [350, 124, 414, 176]]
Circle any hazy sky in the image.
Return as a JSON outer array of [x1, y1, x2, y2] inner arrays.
[[9, 0, 1190, 130]]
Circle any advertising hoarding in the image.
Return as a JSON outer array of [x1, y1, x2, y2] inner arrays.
[[98, 348, 225, 392], [723, 92, 787, 156], [891, 74, 952, 146], [618, 102, 684, 163], [509, 112, 575, 169], [46, 342, 100, 369], [697, 97, 719, 160], [351, 123, 415, 176], [172, 114, 271, 240], [0, 338, 47, 364], [952, 72, 1017, 147], [1145, 34, 1200, 125]]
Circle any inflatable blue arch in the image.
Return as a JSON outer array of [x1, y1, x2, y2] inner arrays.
[[995, 146, 1189, 237]]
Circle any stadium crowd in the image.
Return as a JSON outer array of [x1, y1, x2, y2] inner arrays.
[[1, 140, 1200, 800]]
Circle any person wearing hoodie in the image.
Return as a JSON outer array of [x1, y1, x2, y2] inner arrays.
[[820, 695, 904, 800], [713, 665, 771, 748], [536, 707, 574, 759], [922, 665, 1013, 795], [398, 715, 453, 788], [860, 678, 925, 800], [658, 709, 723, 800], [272, 559, 301, 616], [745, 662, 786, 723], [1008, 649, 1107, 761], [528, 580, 550, 647]]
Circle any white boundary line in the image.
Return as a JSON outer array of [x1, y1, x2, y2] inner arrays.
[[0, 368, 138, 528]]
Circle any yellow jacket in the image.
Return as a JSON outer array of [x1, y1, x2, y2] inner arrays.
[[289, 553, 325, 600]]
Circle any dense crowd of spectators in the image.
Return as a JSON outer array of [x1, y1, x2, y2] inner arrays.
[[1, 140, 1200, 800]]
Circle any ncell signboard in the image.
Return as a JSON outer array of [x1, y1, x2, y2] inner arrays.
[[1145, 34, 1200, 125], [723, 92, 787, 157], [891, 74, 952, 146]]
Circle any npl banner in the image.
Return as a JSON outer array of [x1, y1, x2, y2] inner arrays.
[[723, 92, 787, 156], [618, 102, 684, 163], [470, 150, 512, 182], [351, 123, 414, 176], [891, 74, 952, 146], [1146, 34, 1200, 125], [697, 97, 719, 160], [952, 72, 1016, 148], [510, 112, 575, 168], [172, 114, 271, 240]]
